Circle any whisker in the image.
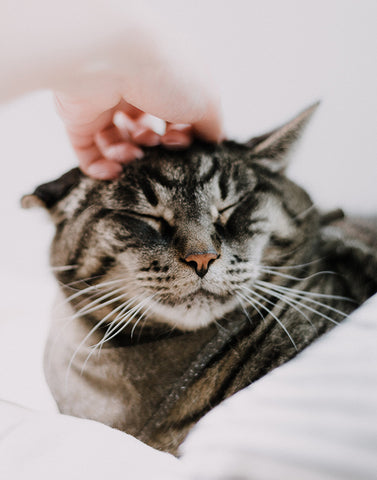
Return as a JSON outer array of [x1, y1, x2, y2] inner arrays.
[[256, 280, 352, 315], [97, 294, 147, 344], [57, 273, 108, 291], [50, 265, 78, 272], [50, 286, 127, 350], [130, 304, 154, 338], [72, 284, 121, 311], [65, 294, 142, 383], [285, 296, 340, 326], [261, 259, 323, 271], [81, 302, 149, 372], [251, 284, 317, 333], [293, 204, 317, 221], [236, 289, 298, 350], [260, 267, 336, 282], [135, 309, 156, 342], [72, 287, 126, 319], [101, 291, 157, 339], [235, 292, 265, 324], [256, 279, 353, 303], [62, 278, 126, 305], [107, 293, 144, 325], [95, 294, 157, 347], [254, 282, 341, 326], [235, 294, 253, 325]]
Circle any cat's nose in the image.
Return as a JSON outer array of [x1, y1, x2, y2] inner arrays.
[[184, 251, 219, 278]]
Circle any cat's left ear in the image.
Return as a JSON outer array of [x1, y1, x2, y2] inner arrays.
[[21, 168, 83, 210], [246, 102, 319, 173]]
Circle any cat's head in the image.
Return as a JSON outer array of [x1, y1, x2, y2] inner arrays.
[[23, 104, 320, 331]]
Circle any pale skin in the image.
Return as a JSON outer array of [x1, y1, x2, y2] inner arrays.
[[1, 0, 223, 179]]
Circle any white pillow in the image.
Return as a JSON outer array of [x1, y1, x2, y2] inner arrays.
[[0, 400, 182, 480]]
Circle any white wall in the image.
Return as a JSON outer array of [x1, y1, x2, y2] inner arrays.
[[0, 0, 376, 409]]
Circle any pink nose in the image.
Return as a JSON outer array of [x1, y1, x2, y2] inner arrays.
[[184, 252, 219, 278]]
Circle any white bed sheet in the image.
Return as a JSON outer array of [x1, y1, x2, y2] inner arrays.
[[1, 292, 376, 479]]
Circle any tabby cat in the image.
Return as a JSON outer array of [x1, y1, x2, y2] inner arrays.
[[23, 104, 377, 455]]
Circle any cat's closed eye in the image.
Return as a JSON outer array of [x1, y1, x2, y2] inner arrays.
[[118, 209, 172, 236]]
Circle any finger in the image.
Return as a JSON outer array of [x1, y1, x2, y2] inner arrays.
[[120, 86, 224, 143], [113, 110, 138, 139], [161, 124, 193, 148], [67, 127, 143, 180], [115, 52, 224, 143], [95, 124, 129, 149], [55, 94, 119, 133], [114, 111, 162, 146], [165, 123, 193, 136], [131, 124, 161, 146], [73, 140, 143, 179], [95, 124, 144, 162], [71, 142, 121, 180], [83, 158, 124, 180], [117, 99, 144, 120], [100, 142, 144, 163]]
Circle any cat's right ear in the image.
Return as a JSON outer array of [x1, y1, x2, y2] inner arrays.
[[246, 102, 319, 173], [21, 168, 83, 210]]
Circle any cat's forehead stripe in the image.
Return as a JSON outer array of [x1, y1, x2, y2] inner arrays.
[[218, 166, 229, 200], [138, 176, 159, 207], [135, 155, 223, 207], [144, 165, 177, 188], [197, 155, 219, 184]]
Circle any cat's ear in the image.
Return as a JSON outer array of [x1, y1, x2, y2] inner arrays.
[[246, 102, 319, 173], [21, 168, 83, 210]]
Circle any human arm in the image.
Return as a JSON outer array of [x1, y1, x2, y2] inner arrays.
[[0, 0, 223, 178]]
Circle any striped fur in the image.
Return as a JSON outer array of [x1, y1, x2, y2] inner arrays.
[[23, 105, 377, 454]]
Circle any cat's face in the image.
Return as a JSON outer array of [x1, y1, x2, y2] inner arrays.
[[23, 105, 319, 331]]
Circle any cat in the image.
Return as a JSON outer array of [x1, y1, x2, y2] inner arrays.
[[22, 104, 377, 455]]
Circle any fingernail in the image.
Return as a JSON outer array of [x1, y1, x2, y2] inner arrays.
[[133, 130, 160, 147], [87, 162, 122, 180], [162, 136, 191, 149], [133, 148, 144, 159]]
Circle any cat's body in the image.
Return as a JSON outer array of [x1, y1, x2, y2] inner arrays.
[[23, 105, 377, 454]]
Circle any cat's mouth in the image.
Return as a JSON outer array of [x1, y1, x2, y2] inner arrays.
[[156, 286, 233, 307], [147, 284, 240, 330], [183, 287, 229, 301]]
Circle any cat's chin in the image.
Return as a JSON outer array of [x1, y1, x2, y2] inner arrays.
[[148, 295, 240, 331]]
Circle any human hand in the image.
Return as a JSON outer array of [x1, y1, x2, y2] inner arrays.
[[56, 94, 222, 180], [1, 0, 222, 179], [53, 4, 223, 180]]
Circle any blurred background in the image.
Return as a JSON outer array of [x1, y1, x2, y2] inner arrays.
[[0, 0, 376, 411]]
